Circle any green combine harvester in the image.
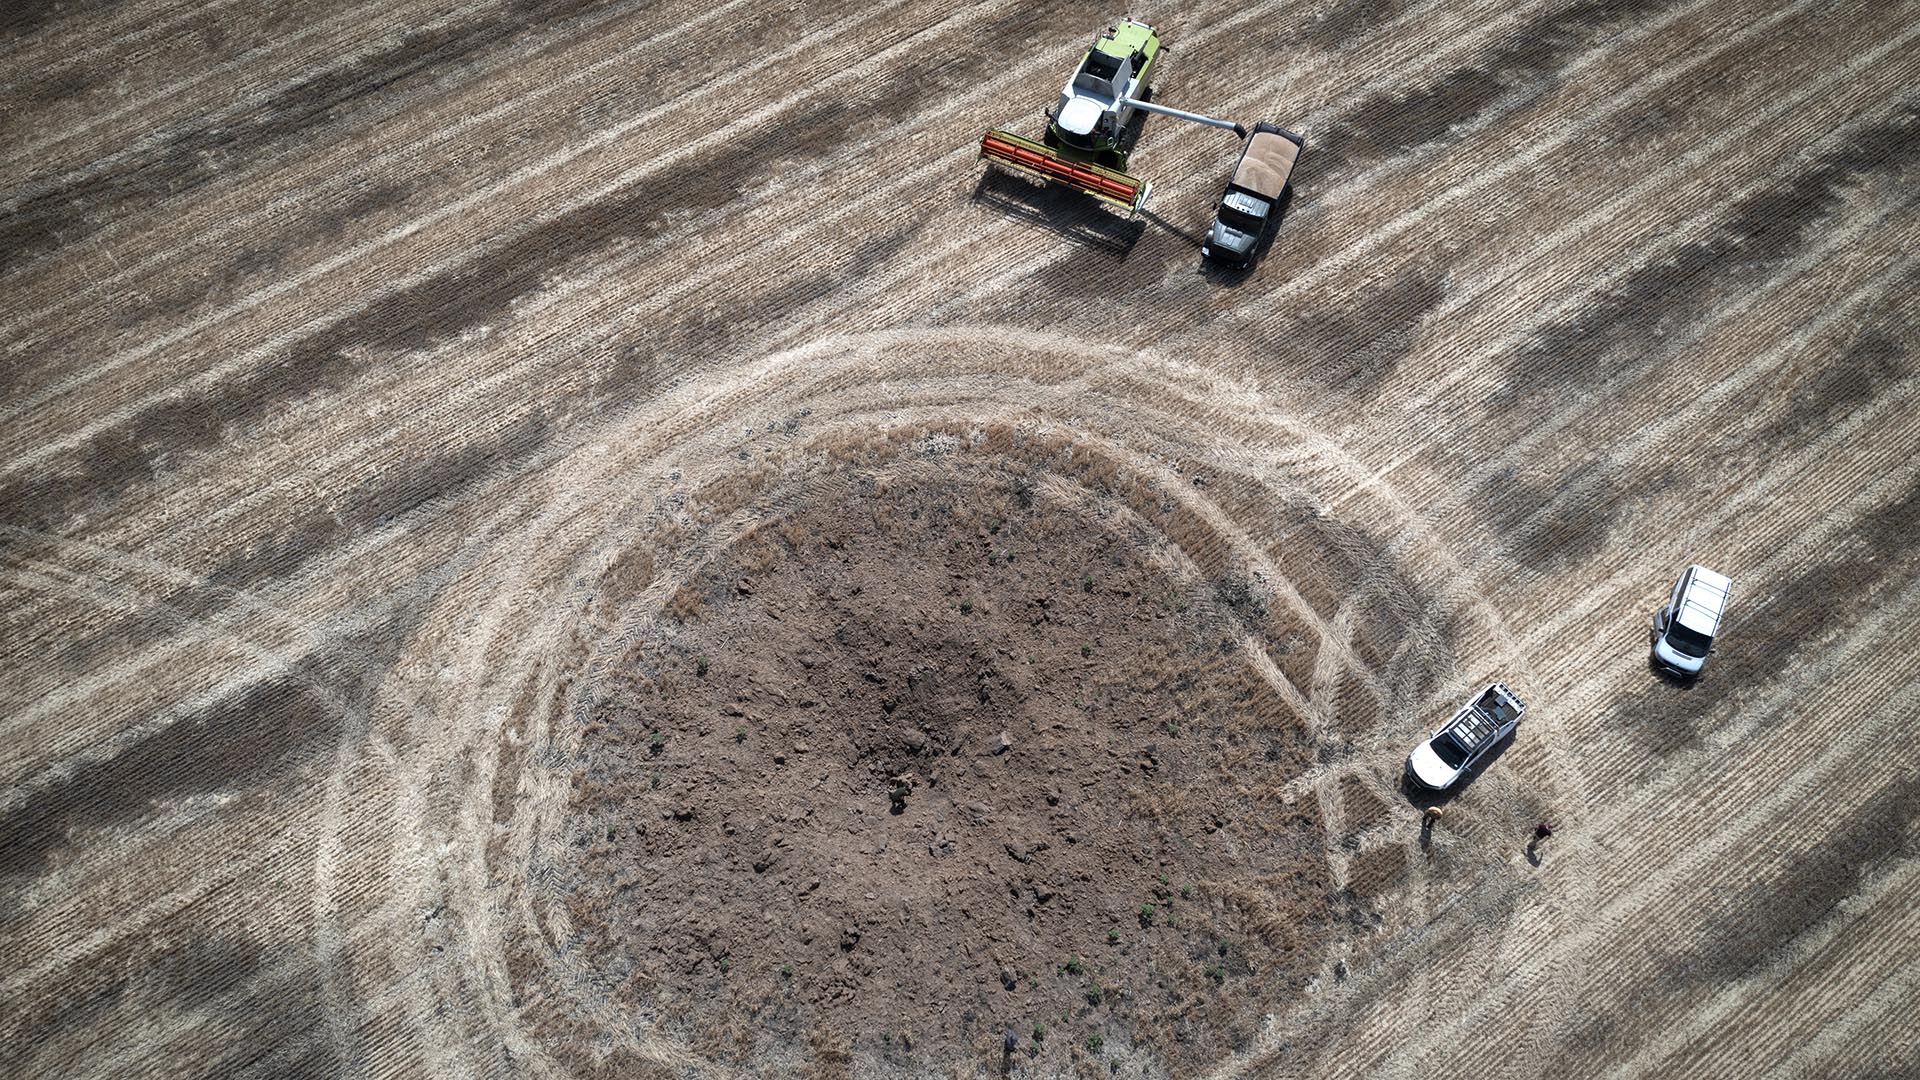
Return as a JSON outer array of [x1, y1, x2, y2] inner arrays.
[[979, 18, 1246, 214]]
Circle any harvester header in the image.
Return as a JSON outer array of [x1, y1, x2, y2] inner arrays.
[[979, 129, 1150, 211], [977, 17, 1244, 215]]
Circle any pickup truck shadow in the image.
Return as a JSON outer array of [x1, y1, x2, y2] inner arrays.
[[1398, 727, 1519, 811], [970, 169, 1144, 258], [1196, 184, 1295, 287]]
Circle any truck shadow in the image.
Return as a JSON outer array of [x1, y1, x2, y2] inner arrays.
[[970, 169, 1144, 258]]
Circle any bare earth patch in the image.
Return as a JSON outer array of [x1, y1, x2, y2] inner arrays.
[[541, 454, 1340, 1075]]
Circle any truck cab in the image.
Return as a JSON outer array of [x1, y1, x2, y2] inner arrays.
[[1651, 565, 1732, 677], [1405, 683, 1526, 791], [1201, 121, 1303, 269]]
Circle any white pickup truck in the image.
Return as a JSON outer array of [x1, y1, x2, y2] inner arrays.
[[1405, 683, 1526, 791], [1650, 564, 1732, 677]]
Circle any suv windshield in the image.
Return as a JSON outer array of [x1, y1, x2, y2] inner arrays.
[[1667, 621, 1712, 657], [1430, 732, 1470, 768]]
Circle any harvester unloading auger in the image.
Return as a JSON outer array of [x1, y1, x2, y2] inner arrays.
[[979, 18, 1245, 214]]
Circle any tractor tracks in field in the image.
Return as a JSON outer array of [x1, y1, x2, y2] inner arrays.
[[308, 326, 1536, 1074]]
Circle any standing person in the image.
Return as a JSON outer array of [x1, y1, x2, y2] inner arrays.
[[1526, 820, 1553, 864]]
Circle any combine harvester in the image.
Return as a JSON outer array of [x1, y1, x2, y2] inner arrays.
[[979, 17, 1245, 214]]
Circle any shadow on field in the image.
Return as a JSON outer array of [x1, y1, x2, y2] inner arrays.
[[971, 168, 1143, 258], [1138, 206, 1205, 248]]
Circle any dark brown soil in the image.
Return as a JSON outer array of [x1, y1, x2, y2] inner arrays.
[[556, 453, 1336, 1073]]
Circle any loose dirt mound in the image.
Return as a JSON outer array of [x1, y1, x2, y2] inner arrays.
[[546, 452, 1339, 1073]]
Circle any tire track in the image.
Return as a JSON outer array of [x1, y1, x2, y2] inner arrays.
[[0, 0, 762, 347], [0, 0, 948, 438]]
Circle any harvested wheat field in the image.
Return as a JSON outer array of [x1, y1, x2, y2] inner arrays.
[[2, 0, 1917, 1076]]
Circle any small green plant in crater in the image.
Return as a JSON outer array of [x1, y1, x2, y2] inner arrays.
[[695, 655, 709, 677], [1139, 902, 1156, 926], [1086, 1031, 1104, 1055]]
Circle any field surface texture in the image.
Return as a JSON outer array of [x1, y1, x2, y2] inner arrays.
[[2, 0, 1917, 1077]]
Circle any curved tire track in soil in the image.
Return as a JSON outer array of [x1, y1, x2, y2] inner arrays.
[[4, 1, 1917, 1077], [312, 329, 1535, 1076]]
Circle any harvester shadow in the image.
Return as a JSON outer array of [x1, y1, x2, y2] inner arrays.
[[1137, 207, 1205, 248], [971, 169, 1144, 259]]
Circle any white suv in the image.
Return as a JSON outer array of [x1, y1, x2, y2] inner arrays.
[[1651, 565, 1731, 677], [1405, 683, 1526, 791]]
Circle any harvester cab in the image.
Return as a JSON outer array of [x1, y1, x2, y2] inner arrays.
[[979, 18, 1245, 215]]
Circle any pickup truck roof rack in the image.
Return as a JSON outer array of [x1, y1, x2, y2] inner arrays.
[[1447, 702, 1503, 751]]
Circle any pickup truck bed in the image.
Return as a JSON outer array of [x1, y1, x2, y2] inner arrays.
[[1231, 126, 1301, 200]]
